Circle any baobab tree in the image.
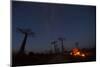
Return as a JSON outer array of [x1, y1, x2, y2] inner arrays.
[[17, 28, 35, 54], [58, 37, 65, 54], [51, 41, 58, 53], [75, 42, 79, 48]]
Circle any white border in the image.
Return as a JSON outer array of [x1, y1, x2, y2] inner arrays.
[[0, 0, 10, 67], [0, 0, 99, 67], [14, 0, 96, 5]]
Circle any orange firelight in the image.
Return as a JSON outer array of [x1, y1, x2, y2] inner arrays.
[[81, 53, 85, 57], [70, 48, 86, 57]]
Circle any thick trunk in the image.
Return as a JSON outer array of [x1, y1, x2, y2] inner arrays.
[[61, 40, 64, 54], [19, 34, 28, 54], [54, 44, 57, 53]]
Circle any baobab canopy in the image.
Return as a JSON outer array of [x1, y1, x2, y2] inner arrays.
[[17, 27, 35, 36]]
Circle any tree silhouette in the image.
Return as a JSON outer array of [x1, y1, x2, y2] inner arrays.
[[75, 42, 79, 48], [58, 37, 65, 54], [17, 28, 35, 54], [51, 41, 58, 53]]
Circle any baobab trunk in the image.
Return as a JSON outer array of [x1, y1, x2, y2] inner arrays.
[[19, 34, 28, 54], [75, 42, 79, 48], [58, 37, 65, 55], [61, 40, 64, 54], [54, 44, 57, 53]]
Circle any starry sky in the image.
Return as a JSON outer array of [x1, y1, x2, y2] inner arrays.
[[12, 1, 96, 53]]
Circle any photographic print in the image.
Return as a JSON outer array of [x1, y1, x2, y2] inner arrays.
[[12, 1, 96, 66]]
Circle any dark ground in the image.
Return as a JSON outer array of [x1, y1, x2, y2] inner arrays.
[[12, 49, 96, 67]]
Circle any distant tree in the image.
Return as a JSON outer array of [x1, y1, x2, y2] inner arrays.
[[17, 27, 35, 54], [51, 41, 58, 53], [58, 37, 65, 54], [75, 42, 79, 48]]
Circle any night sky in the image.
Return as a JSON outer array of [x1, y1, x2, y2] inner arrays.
[[12, 1, 96, 53]]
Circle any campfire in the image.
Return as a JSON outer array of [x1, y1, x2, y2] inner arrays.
[[70, 48, 85, 57]]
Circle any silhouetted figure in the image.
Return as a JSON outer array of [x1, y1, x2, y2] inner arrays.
[[51, 41, 58, 53], [17, 28, 35, 54], [58, 37, 65, 54]]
